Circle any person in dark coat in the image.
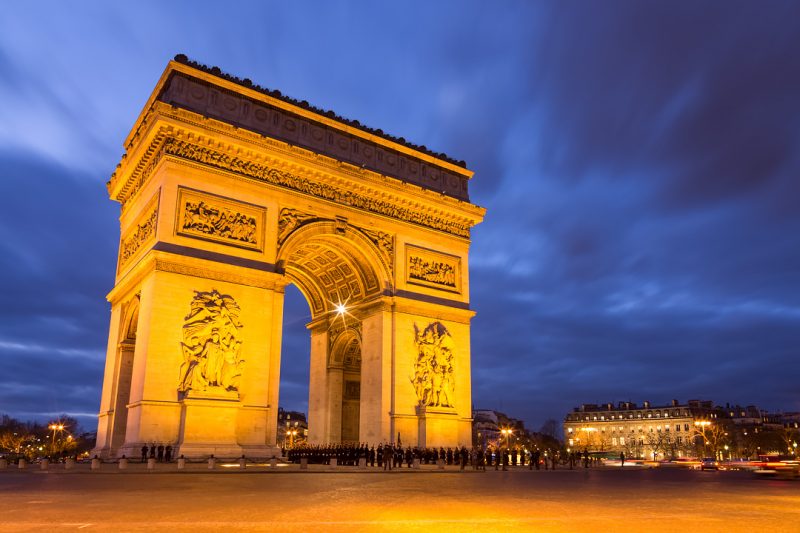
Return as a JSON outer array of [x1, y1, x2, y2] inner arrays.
[[141, 445, 148, 463], [156, 444, 165, 462], [149, 444, 156, 459], [377, 444, 383, 468], [165, 445, 173, 462]]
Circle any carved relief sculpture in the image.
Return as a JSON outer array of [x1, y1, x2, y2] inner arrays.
[[360, 228, 394, 275], [118, 192, 159, 271], [178, 289, 244, 396], [411, 322, 455, 408], [176, 187, 266, 251], [406, 245, 461, 293], [157, 137, 471, 238], [277, 208, 317, 245]]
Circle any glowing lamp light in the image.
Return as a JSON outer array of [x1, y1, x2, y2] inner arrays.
[[334, 303, 347, 315]]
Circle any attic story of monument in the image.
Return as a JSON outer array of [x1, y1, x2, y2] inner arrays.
[[93, 55, 485, 459]]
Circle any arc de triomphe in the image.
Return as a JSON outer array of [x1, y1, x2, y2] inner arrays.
[[93, 55, 485, 458]]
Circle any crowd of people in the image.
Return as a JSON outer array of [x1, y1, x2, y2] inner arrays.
[[285, 444, 602, 470]]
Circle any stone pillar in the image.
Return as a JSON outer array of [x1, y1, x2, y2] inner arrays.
[[40, 458, 49, 470], [178, 456, 186, 469], [65, 457, 75, 470], [238, 455, 246, 469], [119, 457, 128, 470], [18, 458, 26, 469], [93, 304, 124, 458], [91, 457, 101, 470], [147, 458, 155, 470], [0, 458, 7, 469], [208, 456, 216, 469], [358, 302, 393, 445], [307, 326, 329, 445]]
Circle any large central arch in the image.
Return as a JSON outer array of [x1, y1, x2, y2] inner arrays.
[[92, 56, 485, 458], [278, 222, 390, 445]]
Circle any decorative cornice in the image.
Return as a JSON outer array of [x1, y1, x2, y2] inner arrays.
[[151, 136, 472, 238]]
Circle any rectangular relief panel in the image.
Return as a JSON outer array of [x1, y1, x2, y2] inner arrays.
[[405, 244, 462, 294], [118, 190, 160, 273], [175, 187, 266, 252]]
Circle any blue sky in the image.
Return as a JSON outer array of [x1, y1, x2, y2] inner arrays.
[[1, 1, 799, 432]]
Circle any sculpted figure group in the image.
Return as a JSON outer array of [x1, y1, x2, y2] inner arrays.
[[411, 322, 455, 408], [178, 289, 245, 394], [182, 200, 257, 245], [408, 255, 457, 288]]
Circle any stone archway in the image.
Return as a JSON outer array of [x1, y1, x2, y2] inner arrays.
[[93, 56, 485, 459]]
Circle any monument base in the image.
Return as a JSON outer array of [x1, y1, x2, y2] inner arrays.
[[416, 405, 461, 448]]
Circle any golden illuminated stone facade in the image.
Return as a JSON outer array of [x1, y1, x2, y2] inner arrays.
[[93, 57, 484, 459]]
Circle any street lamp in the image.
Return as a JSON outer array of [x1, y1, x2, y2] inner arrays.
[[694, 420, 712, 457], [286, 429, 298, 449], [500, 428, 513, 449], [48, 423, 64, 456]]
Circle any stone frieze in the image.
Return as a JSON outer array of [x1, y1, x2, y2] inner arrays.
[[118, 192, 159, 271], [176, 187, 266, 251], [160, 137, 471, 238], [405, 245, 461, 293]]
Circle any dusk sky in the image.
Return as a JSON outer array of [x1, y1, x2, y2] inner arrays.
[[1, 1, 799, 433]]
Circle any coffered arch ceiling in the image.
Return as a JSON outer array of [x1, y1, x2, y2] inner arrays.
[[329, 328, 362, 371], [278, 222, 390, 319]]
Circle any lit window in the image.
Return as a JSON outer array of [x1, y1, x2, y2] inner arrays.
[[676, 425, 680, 432], [612, 437, 618, 445], [620, 437, 625, 445]]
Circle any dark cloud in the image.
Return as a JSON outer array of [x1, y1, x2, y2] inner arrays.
[[1, 1, 798, 433]]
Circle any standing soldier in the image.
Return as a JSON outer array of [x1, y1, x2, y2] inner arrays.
[[140, 444, 148, 463]]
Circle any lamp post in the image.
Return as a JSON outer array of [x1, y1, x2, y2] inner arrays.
[[501, 428, 512, 450], [48, 424, 64, 457], [694, 420, 712, 457], [286, 429, 298, 449]]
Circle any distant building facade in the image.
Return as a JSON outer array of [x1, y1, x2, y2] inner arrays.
[[277, 408, 308, 448], [563, 399, 799, 459]]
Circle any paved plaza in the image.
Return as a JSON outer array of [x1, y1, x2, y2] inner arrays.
[[1, 465, 798, 532]]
